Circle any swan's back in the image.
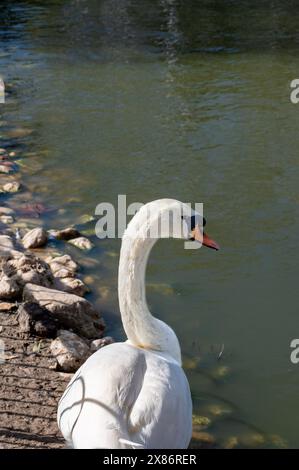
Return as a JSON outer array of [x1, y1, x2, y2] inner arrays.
[[58, 342, 192, 449]]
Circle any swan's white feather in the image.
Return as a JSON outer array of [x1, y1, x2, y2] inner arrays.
[[58, 342, 192, 449]]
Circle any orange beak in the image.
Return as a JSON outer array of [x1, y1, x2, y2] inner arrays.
[[191, 225, 220, 251]]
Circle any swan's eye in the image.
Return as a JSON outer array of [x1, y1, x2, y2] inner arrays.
[[181, 214, 206, 230]]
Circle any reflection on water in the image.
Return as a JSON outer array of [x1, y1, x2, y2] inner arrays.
[[1, 0, 299, 448]]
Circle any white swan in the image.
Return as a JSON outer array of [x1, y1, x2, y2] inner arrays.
[[57, 199, 219, 449]]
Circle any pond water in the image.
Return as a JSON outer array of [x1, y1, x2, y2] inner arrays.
[[1, 0, 299, 448]]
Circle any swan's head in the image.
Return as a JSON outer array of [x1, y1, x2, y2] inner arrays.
[[126, 198, 219, 251]]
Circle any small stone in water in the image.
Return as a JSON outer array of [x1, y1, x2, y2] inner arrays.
[[68, 236, 94, 250], [97, 286, 111, 300], [242, 432, 265, 447], [0, 206, 15, 216], [22, 227, 48, 249], [0, 165, 12, 174], [6, 127, 33, 139], [0, 215, 14, 224], [269, 434, 288, 449], [223, 436, 239, 449], [207, 403, 232, 417], [49, 227, 81, 241], [83, 275, 95, 285], [191, 431, 215, 446], [3, 181, 20, 193], [211, 365, 230, 379], [78, 214, 95, 224], [192, 415, 211, 429], [183, 357, 200, 370]]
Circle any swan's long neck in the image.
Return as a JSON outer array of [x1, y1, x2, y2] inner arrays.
[[118, 209, 182, 364]]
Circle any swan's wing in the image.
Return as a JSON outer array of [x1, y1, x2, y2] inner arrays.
[[58, 343, 192, 449], [58, 342, 147, 448], [128, 353, 192, 449]]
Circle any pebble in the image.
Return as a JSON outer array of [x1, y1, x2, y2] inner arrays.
[[3, 181, 20, 193], [0, 215, 14, 224], [78, 214, 95, 224], [0, 301, 16, 312], [206, 403, 232, 417], [22, 227, 48, 249], [269, 434, 288, 449], [223, 436, 239, 449], [97, 286, 111, 300], [50, 330, 91, 372], [90, 336, 114, 352], [83, 275, 95, 285], [191, 431, 215, 446], [48, 227, 81, 241], [0, 206, 15, 216], [192, 415, 211, 429], [183, 357, 200, 370], [241, 432, 265, 448], [68, 236, 94, 251], [0, 164, 13, 174]]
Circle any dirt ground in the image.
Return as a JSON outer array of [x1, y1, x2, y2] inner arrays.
[[0, 308, 71, 449]]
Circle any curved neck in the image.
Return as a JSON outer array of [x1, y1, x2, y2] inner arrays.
[[118, 214, 182, 364]]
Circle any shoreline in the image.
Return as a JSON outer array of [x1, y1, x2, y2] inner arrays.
[[0, 86, 115, 448]]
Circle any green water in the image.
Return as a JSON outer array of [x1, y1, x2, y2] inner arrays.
[[1, 0, 299, 448]]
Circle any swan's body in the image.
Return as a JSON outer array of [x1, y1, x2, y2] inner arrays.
[[58, 199, 218, 449]]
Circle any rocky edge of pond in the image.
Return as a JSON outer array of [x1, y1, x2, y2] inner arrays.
[[0, 220, 113, 373]]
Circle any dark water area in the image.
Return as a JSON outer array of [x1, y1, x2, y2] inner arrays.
[[1, 0, 299, 448]]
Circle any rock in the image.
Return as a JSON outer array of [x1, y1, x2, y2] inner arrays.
[[48, 254, 78, 278], [0, 165, 12, 174], [269, 434, 288, 449], [50, 330, 91, 372], [206, 403, 232, 417], [0, 207, 15, 216], [0, 215, 14, 224], [49, 227, 81, 241], [148, 283, 175, 295], [78, 214, 95, 224], [0, 275, 22, 300], [54, 277, 89, 297], [68, 236, 94, 250], [3, 181, 20, 193], [210, 365, 230, 379], [18, 302, 58, 338], [0, 301, 16, 312], [0, 235, 14, 253], [7, 254, 54, 288], [19, 203, 47, 218], [0, 235, 22, 259], [90, 336, 114, 352], [83, 275, 95, 286], [69, 236, 94, 250], [241, 433, 265, 448], [191, 431, 215, 448], [6, 127, 33, 139], [23, 283, 105, 338], [192, 415, 211, 430], [97, 286, 111, 300], [223, 436, 239, 449], [183, 356, 200, 370], [22, 228, 48, 249]]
